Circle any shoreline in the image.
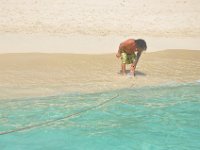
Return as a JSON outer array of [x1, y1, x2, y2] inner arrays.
[[0, 50, 200, 100], [1, 81, 199, 102]]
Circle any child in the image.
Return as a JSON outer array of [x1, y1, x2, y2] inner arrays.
[[116, 39, 147, 75]]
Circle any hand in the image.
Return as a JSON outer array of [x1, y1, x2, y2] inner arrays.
[[131, 64, 135, 69], [116, 53, 121, 58]]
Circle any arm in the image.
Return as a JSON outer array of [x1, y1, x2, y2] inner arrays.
[[133, 51, 142, 70], [130, 52, 142, 76], [116, 43, 125, 58]]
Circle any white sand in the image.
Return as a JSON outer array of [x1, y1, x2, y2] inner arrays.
[[0, 0, 200, 54], [0, 0, 200, 37], [1, 34, 200, 54]]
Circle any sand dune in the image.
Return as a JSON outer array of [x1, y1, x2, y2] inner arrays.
[[0, 50, 200, 99]]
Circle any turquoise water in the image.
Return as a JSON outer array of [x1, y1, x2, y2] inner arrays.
[[0, 82, 200, 150]]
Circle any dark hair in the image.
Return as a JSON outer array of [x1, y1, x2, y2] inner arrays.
[[135, 39, 147, 51]]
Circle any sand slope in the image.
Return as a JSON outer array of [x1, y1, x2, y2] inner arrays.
[[0, 50, 200, 99]]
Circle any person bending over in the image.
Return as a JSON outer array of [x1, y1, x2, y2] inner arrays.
[[116, 39, 147, 75]]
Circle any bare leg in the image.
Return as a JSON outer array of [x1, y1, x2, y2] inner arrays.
[[130, 64, 135, 76], [121, 63, 126, 75]]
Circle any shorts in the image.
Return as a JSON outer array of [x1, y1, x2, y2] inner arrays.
[[121, 52, 136, 64]]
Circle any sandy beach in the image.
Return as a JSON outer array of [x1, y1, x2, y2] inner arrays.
[[0, 0, 200, 99], [1, 0, 200, 53], [1, 0, 200, 37], [0, 50, 200, 99], [1, 1, 200, 148]]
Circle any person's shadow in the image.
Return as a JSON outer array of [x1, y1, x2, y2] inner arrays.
[[134, 70, 146, 76], [118, 70, 146, 76]]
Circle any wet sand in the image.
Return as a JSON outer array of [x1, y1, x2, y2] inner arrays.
[[0, 50, 200, 99]]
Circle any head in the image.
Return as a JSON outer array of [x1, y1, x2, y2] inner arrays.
[[135, 39, 147, 52]]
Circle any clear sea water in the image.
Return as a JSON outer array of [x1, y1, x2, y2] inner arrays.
[[0, 82, 200, 150]]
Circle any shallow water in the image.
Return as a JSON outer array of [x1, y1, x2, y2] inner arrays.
[[0, 82, 200, 150]]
